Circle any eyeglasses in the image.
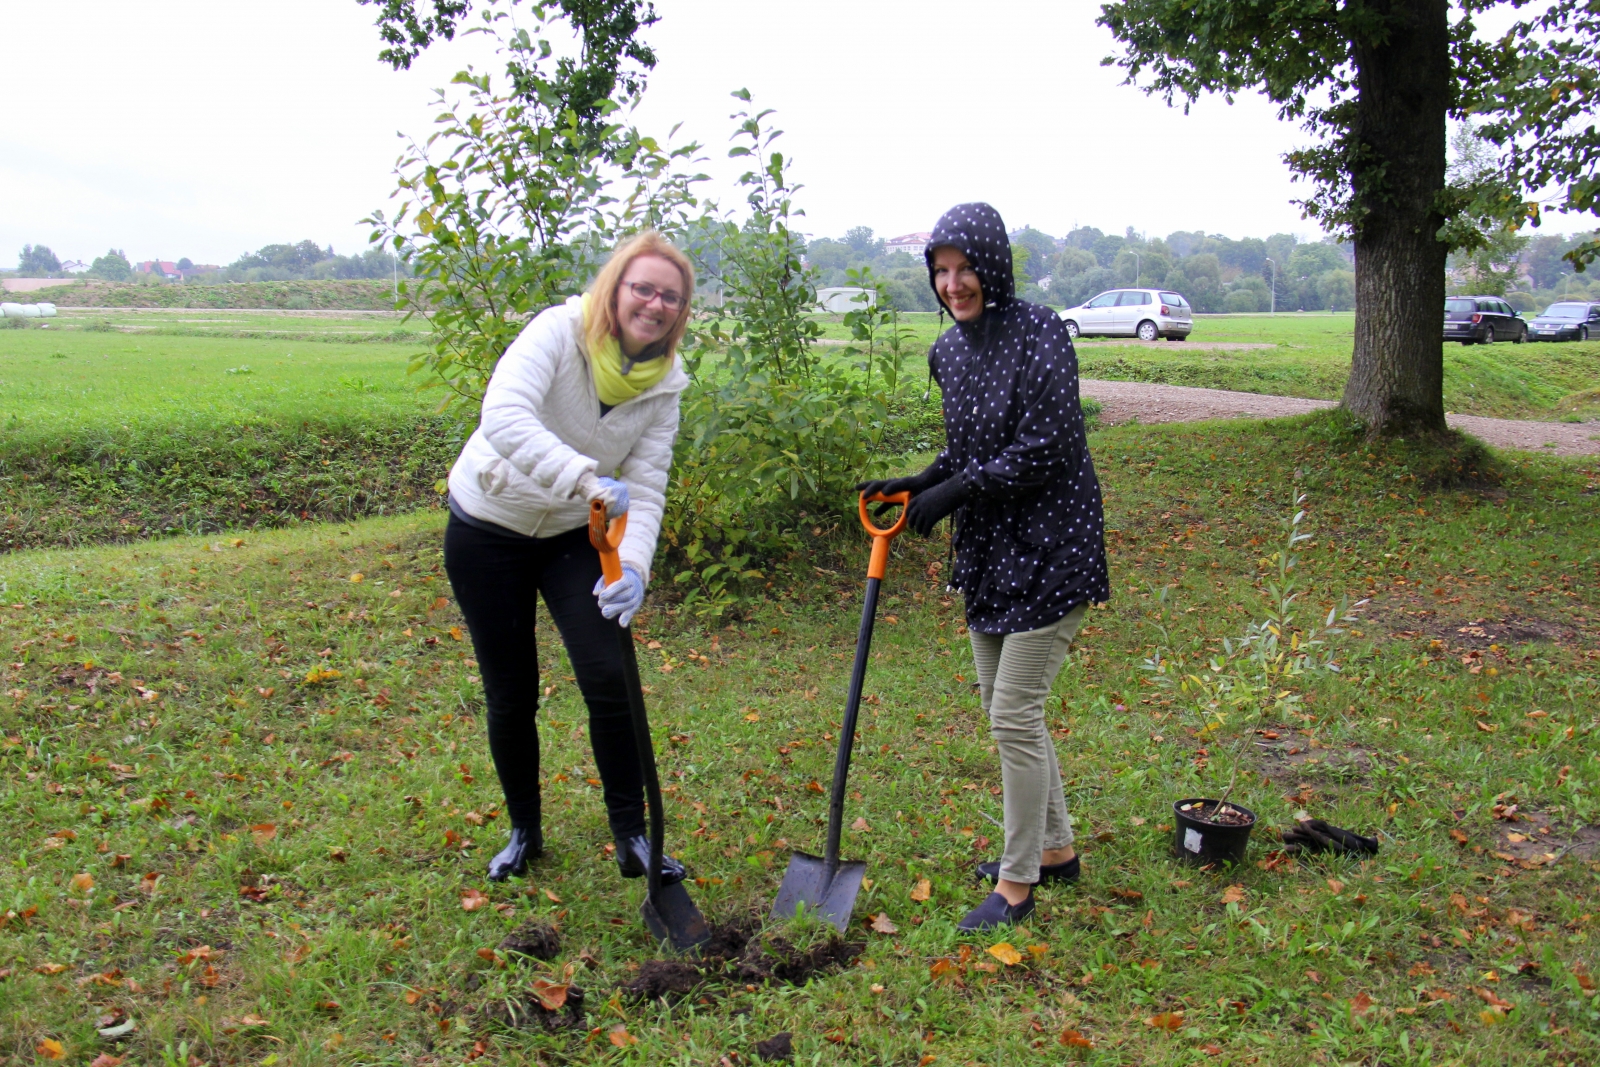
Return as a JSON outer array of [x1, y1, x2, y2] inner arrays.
[[625, 281, 687, 310]]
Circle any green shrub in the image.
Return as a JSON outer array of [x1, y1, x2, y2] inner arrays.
[[1223, 288, 1262, 313]]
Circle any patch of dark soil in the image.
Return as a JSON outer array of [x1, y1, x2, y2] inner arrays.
[[481, 985, 587, 1032], [1371, 604, 1580, 649], [619, 916, 864, 1003], [1249, 728, 1373, 788], [756, 1032, 795, 1062], [1485, 806, 1600, 866], [626, 960, 704, 1000], [51, 664, 122, 695], [499, 920, 560, 961], [1177, 800, 1252, 826]]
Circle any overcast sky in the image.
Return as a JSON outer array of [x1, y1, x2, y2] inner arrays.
[[0, 0, 1550, 268]]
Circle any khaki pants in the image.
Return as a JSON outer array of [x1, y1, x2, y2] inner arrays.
[[969, 604, 1088, 884]]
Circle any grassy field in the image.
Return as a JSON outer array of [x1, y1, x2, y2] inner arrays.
[[2, 412, 1597, 1065], [19, 280, 402, 311], [812, 310, 1600, 421]]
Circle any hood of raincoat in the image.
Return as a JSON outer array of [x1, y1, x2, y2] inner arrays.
[[924, 201, 1015, 315]]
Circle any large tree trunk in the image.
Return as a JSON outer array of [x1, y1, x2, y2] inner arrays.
[[1342, 0, 1451, 436]]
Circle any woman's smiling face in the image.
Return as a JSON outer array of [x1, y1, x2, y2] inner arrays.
[[615, 253, 686, 356], [932, 245, 984, 321]]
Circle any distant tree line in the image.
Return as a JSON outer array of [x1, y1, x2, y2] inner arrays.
[[223, 241, 409, 283], [801, 225, 1358, 314]]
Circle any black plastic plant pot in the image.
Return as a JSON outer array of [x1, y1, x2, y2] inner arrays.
[[1172, 798, 1257, 867]]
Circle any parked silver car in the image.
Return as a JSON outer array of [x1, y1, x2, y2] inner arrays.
[[1059, 288, 1193, 341]]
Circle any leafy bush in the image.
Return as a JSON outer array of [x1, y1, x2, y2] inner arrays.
[[1223, 289, 1262, 313]]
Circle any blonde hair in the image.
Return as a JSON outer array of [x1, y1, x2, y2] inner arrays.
[[584, 230, 696, 361]]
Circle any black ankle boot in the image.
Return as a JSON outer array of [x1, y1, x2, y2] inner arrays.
[[487, 826, 543, 882], [614, 834, 686, 885], [976, 854, 1079, 885]]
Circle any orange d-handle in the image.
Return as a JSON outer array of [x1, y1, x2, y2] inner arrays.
[[588, 499, 629, 586], [858, 491, 910, 581]]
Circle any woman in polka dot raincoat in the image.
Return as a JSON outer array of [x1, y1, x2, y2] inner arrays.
[[860, 202, 1110, 931]]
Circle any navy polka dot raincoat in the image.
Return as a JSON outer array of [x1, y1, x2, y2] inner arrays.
[[921, 202, 1110, 634]]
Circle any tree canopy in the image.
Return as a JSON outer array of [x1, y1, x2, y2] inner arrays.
[[17, 244, 61, 277]]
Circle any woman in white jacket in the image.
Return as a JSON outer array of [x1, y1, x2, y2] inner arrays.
[[445, 231, 693, 883]]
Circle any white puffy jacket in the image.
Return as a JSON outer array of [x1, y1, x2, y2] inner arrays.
[[446, 296, 688, 581]]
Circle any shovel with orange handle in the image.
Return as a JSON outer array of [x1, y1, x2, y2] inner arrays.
[[770, 490, 910, 931], [589, 499, 711, 953]]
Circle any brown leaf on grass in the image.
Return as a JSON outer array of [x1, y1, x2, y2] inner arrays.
[[404, 988, 423, 1005], [1220, 884, 1247, 905], [1326, 879, 1345, 894], [543, 888, 562, 903], [910, 878, 931, 902], [461, 889, 488, 911], [531, 978, 569, 1010], [608, 1025, 637, 1047], [239, 884, 269, 903], [71, 872, 94, 892], [1059, 1028, 1094, 1048], [1408, 961, 1435, 978], [250, 823, 277, 844], [1145, 1011, 1184, 1030], [1350, 992, 1374, 1016], [49, 828, 78, 841], [90, 1055, 126, 1067], [1475, 987, 1513, 1010], [1110, 887, 1143, 901], [870, 912, 898, 934], [475, 948, 503, 966], [851, 816, 871, 832], [36, 1039, 64, 1059], [315, 1000, 341, 1013], [239, 1014, 269, 1026], [929, 957, 961, 978], [1449, 828, 1469, 846], [35, 963, 67, 974], [987, 943, 1022, 966]]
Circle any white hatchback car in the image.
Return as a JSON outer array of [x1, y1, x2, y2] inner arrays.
[[1059, 288, 1193, 341]]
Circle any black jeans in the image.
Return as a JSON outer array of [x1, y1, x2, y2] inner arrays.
[[443, 514, 646, 839]]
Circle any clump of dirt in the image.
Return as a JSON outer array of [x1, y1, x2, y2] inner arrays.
[[620, 916, 864, 1003], [481, 986, 587, 1032], [755, 1032, 794, 1062], [1482, 804, 1600, 867], [499, 920, 560, 961], [626, 959, 704, 1000]]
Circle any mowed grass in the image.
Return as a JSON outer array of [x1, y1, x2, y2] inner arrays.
[[0, 326, 432, 446], [3, 414, 1597, 1065], [809, 310, 1600, 421]]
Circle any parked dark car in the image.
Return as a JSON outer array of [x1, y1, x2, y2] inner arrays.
[[1443, 296, 1526, 345], [1527, 301, 1600, 342]]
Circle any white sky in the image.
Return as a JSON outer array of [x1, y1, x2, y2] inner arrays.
[[1, 0, 1579, 268]]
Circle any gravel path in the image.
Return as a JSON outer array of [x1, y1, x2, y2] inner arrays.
[[1080, 378, 1600, 457]]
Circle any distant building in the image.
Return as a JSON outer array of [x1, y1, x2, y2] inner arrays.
[[59, 260, 90, 273], [884, 232, 933, 258], [136, 260, 183, 280], [817, 286, 877, 313]]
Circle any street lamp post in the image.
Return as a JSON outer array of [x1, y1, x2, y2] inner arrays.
[[1264, 258, 1277, 315]]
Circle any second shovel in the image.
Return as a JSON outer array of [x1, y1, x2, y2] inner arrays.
[[770, 490, 908, 932]]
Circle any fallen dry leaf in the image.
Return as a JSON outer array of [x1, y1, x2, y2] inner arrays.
[[1220, 884, 1247, 905], [404, 988, 423, 1005], [1060, 1028, 1094, 1049], [531, 978, 569, 1011], [34, 963, 67, 975], [250, 822, 278, 844], [870, 912, 898, 934], [71, 872, 95, 892], [1476, 987, 1513, 1010], [1145, 1011, 1184, 1031], [461, 889, 488, 912], [609, 1025, 637, 1047], [1326, 878, 1345, 894], [1350, 991, 1374, 1015], [544, 888, 562, 903], [1110, 887, 1143, 901], [910, 878, 931, 902], [851, 816, 871, 832], [239, 1014, 269, 1026], [36, 1039, 64, 1060], [90, 1055, 125, 1067], [987, 943, 1023, 966]]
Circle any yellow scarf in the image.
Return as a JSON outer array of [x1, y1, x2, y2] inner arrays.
[[581, 293, 671, 406]]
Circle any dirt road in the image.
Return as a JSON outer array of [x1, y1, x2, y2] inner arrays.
[[1080, 379, 1600, 457]]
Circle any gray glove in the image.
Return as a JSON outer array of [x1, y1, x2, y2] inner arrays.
[[576, 472, 629, 519], [593, 564, 646, 628]]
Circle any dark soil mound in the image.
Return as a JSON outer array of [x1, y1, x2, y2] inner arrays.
[[481, 985, 586, 1032], [626, 960, 703, 1000], [755, 1032, 795, 1061], [499, 920, 560, 961]]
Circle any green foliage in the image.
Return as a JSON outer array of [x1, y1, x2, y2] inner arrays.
[[24, 279, 401, 310], [17, 244, 61, 277], [1222, 289, 1261, 314], [663, 98, 902, 617], [86, 249, 132, 283], [368, 11, 702, 415]]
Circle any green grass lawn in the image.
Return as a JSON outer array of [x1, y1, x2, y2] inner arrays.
[[809, 310, 1600, 421], [3, 414, 1596, 1064]]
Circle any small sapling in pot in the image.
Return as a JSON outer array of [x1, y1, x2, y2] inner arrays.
[[1142, 491, 1362, 867]]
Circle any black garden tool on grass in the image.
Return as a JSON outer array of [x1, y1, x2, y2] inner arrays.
[[771, 491, 909, 932], [590, 500, 711, 953]]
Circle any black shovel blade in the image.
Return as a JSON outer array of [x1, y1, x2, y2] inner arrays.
[[641, 881, 711, 954], [770, 851, 867, 933]]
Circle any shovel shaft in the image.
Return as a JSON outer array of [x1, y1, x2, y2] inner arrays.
[[823, 573, 881, 868], [616, 624, 665, 902]]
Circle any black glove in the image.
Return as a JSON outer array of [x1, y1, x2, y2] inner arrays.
[[905, 474, 971, 536], [1279, 819, 1378, 856], [857, 464, 944, 502]]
